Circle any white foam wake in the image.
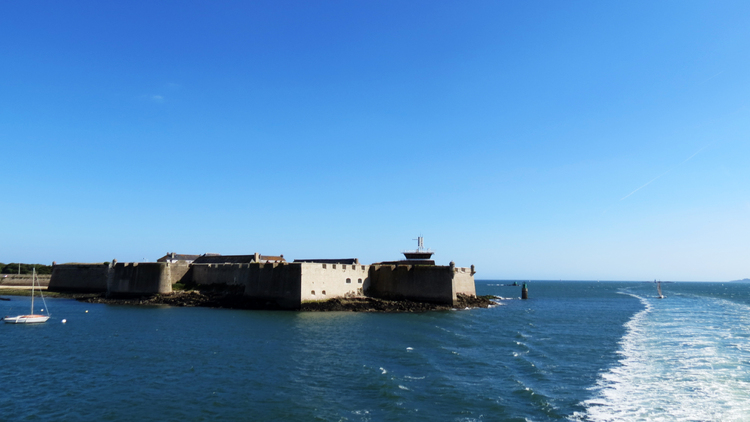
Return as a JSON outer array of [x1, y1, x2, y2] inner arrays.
[[576, 292, 750, 422]]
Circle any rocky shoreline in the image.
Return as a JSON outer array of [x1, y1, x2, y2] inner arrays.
[[76, 291, 495, 312]]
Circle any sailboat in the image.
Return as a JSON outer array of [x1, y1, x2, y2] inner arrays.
[[656, 280, 666, 299], [2, 268, 50, 324]]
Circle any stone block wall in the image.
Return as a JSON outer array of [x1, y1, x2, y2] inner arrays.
[[192, 262, 303, 308], [108, 262, 173, 295], [169, 262, 192, 286], [299, 262, 368, 302], [451, 267, 477, 298], [366, 264, 475, 306], [192, 263, 251, 286], [246, 263, 302, 309], [48, 263, 109, 292]]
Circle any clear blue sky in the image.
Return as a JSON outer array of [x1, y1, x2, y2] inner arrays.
[[2, 1, 749, 281]]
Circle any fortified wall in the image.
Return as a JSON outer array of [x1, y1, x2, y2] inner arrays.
[[191, 262, 302, 308], [191, 261, 369, 308], [48, 239, 476, 308], [49, 263, 110, 292], [366, 263, 475, 306], [108, 262, 191, 295], [49, 261, 190, 295], [299, 262, 369, 302]]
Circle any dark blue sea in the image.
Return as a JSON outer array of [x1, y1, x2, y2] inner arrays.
[[2, 281, 749, 421]]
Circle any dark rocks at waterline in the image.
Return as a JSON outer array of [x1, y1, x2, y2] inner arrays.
[[301, 293, 494, 312], [77, 292, 495, 312], [78, 291, 285, 310]]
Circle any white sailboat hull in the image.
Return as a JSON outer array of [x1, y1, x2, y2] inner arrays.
[[3, 315, 50, 324], [4, 269, 51, 324]]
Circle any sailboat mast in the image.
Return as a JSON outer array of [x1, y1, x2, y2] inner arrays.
[[30, 268, 35, 314]]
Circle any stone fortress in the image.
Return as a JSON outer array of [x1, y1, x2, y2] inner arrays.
[[49, 238, 477, 309]]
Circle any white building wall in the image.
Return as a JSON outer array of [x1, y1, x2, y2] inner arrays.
[[452, 267, 477, 299], [299, 262, 369, 302]]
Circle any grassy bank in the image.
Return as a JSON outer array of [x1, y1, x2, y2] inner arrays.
[[0, 289, 98, 299]]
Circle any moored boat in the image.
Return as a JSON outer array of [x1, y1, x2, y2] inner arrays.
[[2, 268, 50, 324], [3, 314, 50, 324]]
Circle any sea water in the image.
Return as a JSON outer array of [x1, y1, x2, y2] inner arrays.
[[1, 281, 749, 421]]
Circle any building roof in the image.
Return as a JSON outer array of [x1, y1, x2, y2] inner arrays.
[[192, 254, 286, 264], [372, 260, 435, 266], [294, 258, 360, 265], [156, 253, 201, 262]]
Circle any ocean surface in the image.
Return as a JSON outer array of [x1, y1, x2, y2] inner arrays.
[[2, 280, 749, 421]]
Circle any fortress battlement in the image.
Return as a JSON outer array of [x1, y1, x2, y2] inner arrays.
[[49, 240, 477, 309]]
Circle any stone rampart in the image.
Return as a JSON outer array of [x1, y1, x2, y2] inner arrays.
[[366, 264, 475, 306], [452, 268, 476, 298], [43, 256, 477, 309], [192, 263, 303, 308], [49, 263, 109, 292], [108, 262, 184, 296], [299, 262, 368, 302], [246, 263, 302, 309], [169, 263, 192, 286], [191, 263, 251, 286]]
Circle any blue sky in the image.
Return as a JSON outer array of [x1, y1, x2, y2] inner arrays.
[[2, 1, 749, 281]]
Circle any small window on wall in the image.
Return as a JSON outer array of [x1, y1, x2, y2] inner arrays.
[[322, 290, 326, 295], [333, 264, 336, 269], [311, 290, 315, 295], [346, 278, 351, 283], [322, 264, 326, 269], [358, 278, 362, 284], [361, 265, 365, 271], [352, 265, 355, 270]]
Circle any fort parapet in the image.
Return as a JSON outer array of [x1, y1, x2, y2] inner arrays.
[[49, 263, 110, 292], [191, 261, 368, 308], [367, 264, 475, 305], [108, 262, 191, 296], [49, 261, 191, 295]]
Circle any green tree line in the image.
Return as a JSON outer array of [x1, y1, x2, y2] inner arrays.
[[0, 263, 53, 275]]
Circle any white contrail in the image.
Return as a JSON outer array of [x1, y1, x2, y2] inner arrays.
[[703, 70, 724, 83], [620, 171, 669, 201], [620, 144, 712, 201]]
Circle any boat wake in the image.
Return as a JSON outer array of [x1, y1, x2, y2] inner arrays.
[[574, 291, 750, 421]]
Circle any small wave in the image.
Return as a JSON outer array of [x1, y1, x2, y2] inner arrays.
[[380, 367, 387, 375], [398, 385, 410, 391]]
